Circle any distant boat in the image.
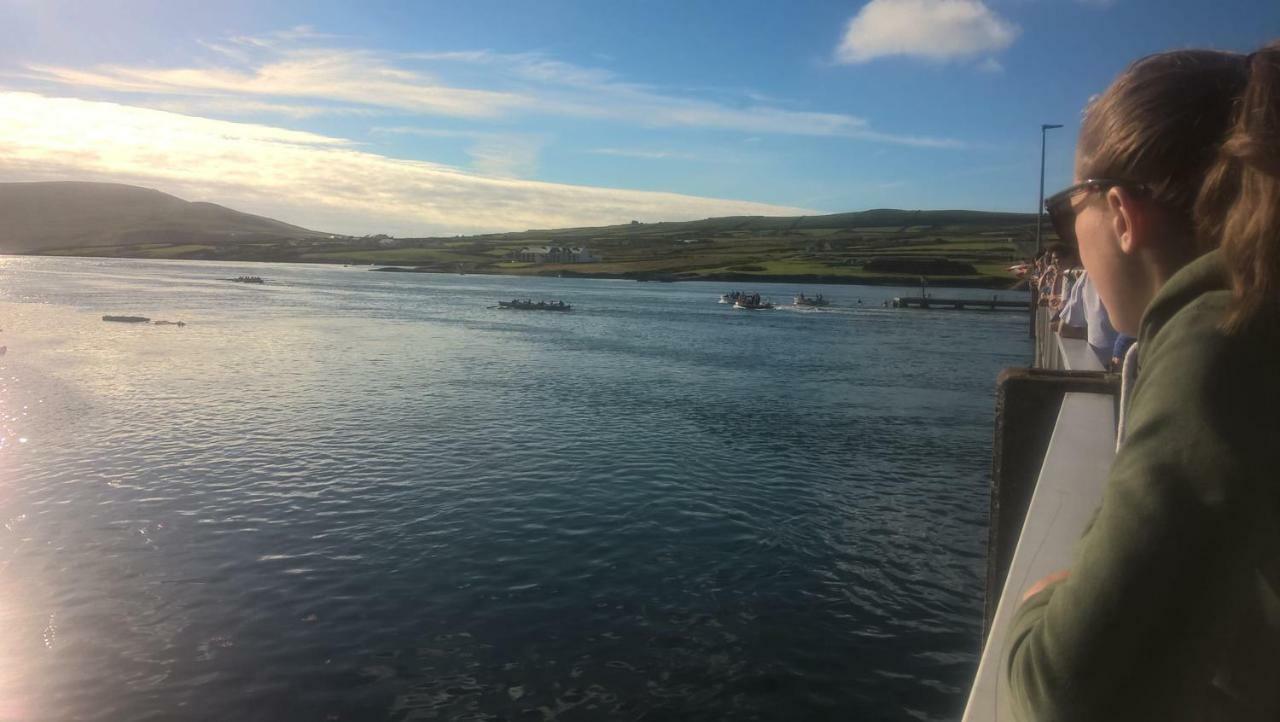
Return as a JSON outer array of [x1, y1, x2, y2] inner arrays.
[[793, 293, 831, 308], [497, 300, 572, 312], [102, 315, 150, 323], [226, 276, 265, 284], [733, 297, 774, 311]]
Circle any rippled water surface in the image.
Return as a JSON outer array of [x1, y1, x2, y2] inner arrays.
[[0, 256, 1029, 721]]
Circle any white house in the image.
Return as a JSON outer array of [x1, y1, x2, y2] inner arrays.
[[515, 246, 599, 263]]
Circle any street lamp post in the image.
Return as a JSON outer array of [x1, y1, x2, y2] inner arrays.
[[1037, 124, 1064, 254]]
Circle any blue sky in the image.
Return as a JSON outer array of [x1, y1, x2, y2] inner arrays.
[[0, 0, 1276, 235]]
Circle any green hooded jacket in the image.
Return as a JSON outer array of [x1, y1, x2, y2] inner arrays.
[[1005, 250, 1280, 721]]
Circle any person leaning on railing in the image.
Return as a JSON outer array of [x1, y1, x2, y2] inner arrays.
[[1036, 243, 1071, 308], [1056, 268, 1118, 367], [1004, 41, 1280, 721]]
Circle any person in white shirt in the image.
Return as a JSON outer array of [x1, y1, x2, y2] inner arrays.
[[1058, 269, 1118, 365]]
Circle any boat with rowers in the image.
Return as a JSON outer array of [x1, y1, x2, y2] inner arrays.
[[498, 299, 572, 312], [792, 292, 830, 308], [732, 293, 774, 310], [720, 290, 765, 305]]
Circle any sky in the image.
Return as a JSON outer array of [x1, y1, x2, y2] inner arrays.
[[0, 0, 1276, 236]]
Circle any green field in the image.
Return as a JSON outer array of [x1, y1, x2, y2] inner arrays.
[[36, 208, 1044, 288]]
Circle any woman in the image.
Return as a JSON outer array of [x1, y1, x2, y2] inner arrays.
[[1005, 43, 1280, 720]]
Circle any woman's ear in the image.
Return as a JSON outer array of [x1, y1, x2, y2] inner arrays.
[[1106, 186, 1149, 255]]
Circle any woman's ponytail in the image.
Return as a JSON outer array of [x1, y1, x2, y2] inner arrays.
[[1198, 42, 1280, 332]]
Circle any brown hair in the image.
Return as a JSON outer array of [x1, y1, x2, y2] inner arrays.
[[1078, 41, 1280, 331]]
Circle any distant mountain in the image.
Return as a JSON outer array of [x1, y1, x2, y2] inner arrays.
[[0, 181, 326, 253]]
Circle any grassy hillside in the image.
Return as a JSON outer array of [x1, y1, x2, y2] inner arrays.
[[12, 183, 1042, 287], [349, 209, 1041, 287], [0, 181, 331, 253]]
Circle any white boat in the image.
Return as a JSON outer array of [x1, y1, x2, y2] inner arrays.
[[733, 298, 774, 310]]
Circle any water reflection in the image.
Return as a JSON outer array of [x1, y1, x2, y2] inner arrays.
[[0, 256, 1027, 720]]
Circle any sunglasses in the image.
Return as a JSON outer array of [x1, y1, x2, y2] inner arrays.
[[1044, 178, 1147, 246]]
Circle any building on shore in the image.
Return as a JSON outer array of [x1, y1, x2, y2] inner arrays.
[[512, 245, 600, 263]]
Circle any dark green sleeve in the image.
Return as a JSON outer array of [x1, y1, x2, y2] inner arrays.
[[1003, 308, 1249, 721]]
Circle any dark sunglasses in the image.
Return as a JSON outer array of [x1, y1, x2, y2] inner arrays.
[[1044, 178, 1147, 246]]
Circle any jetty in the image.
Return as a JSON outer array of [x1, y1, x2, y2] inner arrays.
[[892, 296, 1027, 311]]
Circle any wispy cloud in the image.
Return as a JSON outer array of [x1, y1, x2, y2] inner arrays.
[[587, 148, 700, 160], [0, 92, 812, 236], [414, 49, 963, 147], [835, 0, 1019, 65], [143, 96, 382, 119], [372, 126, 547, 178], [24, 49, 526, 118], [976, 58, 1005, 74], [20, 30, 965, 148]]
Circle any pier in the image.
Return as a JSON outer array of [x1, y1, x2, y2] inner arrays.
[[892, 296, 1028, 311]]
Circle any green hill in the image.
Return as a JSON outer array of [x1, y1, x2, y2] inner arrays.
[[0, 181, 328, 254], [5, 182, 1041, 287], [357, 208, 1041, 287]]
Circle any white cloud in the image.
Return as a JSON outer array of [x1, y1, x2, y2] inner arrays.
[[24, 49, 527, 118], [21, 33, 965, 148], [411, 50, 963, 145], [143, 97, 382, 119], [977, 58, 1005, 74], [587, 148, 699, 160], [0, 92, 812, 236], [372, 126, 546, 178], [835, 0, 1019, 64], [462, 136, 545, 179]]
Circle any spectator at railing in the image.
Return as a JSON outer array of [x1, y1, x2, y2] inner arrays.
[[1035, 243, 1072, 308], [1109, 333, 1136, 372], [1006, 41, 1280, 721], [1057, 269, 1118, 365]]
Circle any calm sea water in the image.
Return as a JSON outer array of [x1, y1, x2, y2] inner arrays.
[[0, 257, 1029, 721]]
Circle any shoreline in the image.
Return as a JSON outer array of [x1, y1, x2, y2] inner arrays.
[[11, 251, 1021, 290], [372, 266, 1022, 290]]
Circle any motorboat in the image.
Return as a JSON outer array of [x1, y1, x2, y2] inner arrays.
[[793, 293, 831, 307]]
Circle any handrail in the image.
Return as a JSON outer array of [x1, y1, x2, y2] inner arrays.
[[962, 392, 1115, 720], [963, 308, 1116, 719]]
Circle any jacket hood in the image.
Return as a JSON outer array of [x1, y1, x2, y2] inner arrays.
[[1138, 249, 1229, 345]]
